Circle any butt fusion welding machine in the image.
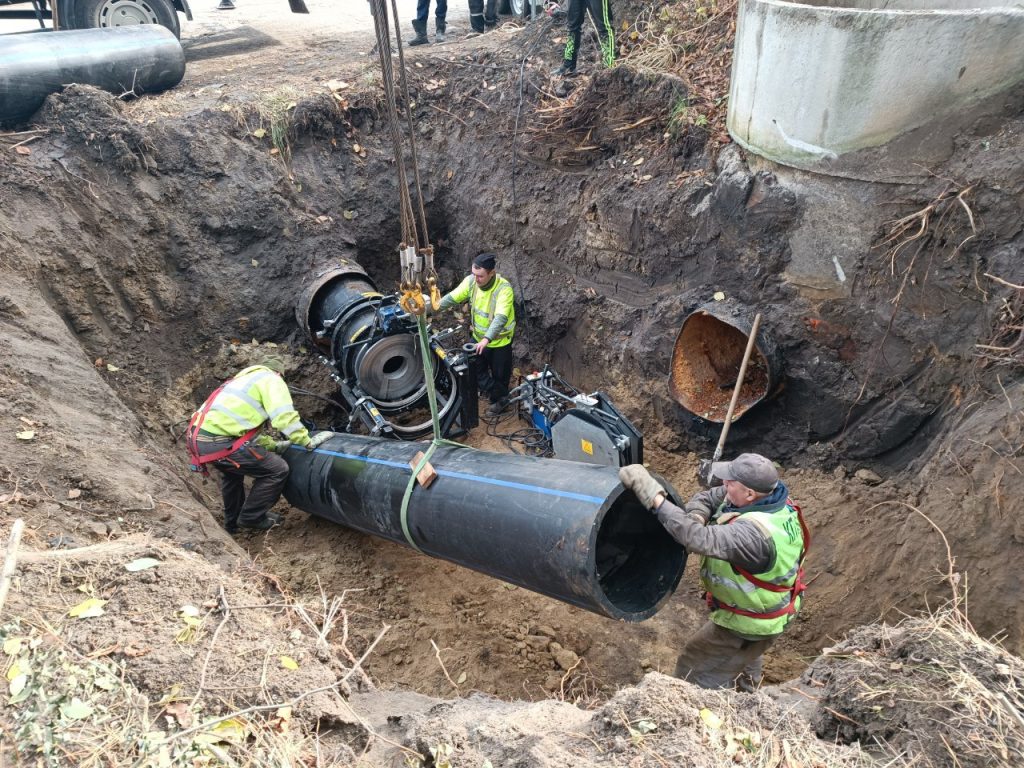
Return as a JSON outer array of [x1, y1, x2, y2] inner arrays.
[[507, 366, 643, 468]]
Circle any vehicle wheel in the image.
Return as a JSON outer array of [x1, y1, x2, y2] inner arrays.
[[71, 0, 181, 38], [500, 0, 543, 16]]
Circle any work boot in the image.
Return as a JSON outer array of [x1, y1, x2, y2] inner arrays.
[[409, 18, 430, 46], [435, 19, 446, 43], [216, 0, 235, 9], [551, 61, 576, 78], [486, 398, 509, 416], [239, 512, 283, 532]]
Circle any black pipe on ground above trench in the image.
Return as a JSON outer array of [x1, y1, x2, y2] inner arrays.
[[0, 27, 186, 125], [283, 434, 687, 622]]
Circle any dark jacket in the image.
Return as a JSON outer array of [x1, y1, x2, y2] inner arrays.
[[655, 482, 791, 574]]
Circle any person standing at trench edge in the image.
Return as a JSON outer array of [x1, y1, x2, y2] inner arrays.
[[553, 0, 616, 78], [437, 252, 516, 415], [408, 0, 447, 45], [185, 356, 332, 534], [619, 454, 809, 691]]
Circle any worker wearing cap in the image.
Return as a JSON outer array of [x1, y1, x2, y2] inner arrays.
[[438, 253, 517, 415], [186, 357, 332, 534], [619, 453, 809, 691]]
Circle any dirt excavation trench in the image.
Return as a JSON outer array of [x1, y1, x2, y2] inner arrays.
[[2, 5, 1024, 767]]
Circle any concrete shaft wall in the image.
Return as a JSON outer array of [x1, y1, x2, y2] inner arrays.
[[727, 0, 1024, 179]]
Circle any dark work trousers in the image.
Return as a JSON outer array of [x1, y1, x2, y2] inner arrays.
[[197, 438, 290, 530], [674, 620, 776, 692], [416, 0, 446, 24], [468, 0, 497, 31], [563, 0, 615, 69], [476, 343, 513, 403]]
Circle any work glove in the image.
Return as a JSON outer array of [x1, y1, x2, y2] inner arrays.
[[618, 464, 665, 510], [271, 439, 293, 454], [253, 433, 277, 451], [306, 431, 333, 451]]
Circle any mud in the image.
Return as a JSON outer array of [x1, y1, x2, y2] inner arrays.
[[0, 6, 1023, 765]]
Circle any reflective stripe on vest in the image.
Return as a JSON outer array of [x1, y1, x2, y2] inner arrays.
[[469, 275, 515, 346], [701, 501, 808, 636]]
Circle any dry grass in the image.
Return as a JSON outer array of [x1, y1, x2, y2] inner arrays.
[[620, 0, 735, 145], [816, 608, 1024, 768]]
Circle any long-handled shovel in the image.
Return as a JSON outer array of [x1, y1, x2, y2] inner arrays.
[[697, 312, 763, 487]]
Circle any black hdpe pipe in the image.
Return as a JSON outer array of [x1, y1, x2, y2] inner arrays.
[[0, 27, 186, 125], [283, 434, 687, 622]]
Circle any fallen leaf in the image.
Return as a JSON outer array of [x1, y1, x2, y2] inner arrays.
[[15, 430, 35, 441], [9, 671, 28, 697], [3, 637, 23, 656], [251, 259, 260, 268], [68, 597, 107, 618], [67, 489, 82, 500], [165, 701, 194, 728], [635, 719, 657, 734], [6, 659, 26, 681], [14, 146, 31, 156], [125, 557, 161, 572], [220, 103, 232, 112], [94, 357, 104, 367], [456, 671, 467, 685], [700, 707, 723, 729], [106, 363, 120, 372], [342, 210, 355, 220], [60, 698, 94, 720], [446, 169, 454, 180], [352, 143, 362, 153], [269, 147, 280, 156], [179, 605, 201, 618], [325, 79, 350, 91], [713, 291, 726, 301], [252, 128, 266, 139], [632, 157, 645, 165], [279, 655, 299, 670], [18, 417, 37, 427]]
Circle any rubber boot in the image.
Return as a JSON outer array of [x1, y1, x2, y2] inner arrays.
[[216, 0, 235, 9], [408, 18, 430, 46], [435, 19, 447, 43]]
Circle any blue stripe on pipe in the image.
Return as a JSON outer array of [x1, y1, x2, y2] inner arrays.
[[296, 446, 607, 505]]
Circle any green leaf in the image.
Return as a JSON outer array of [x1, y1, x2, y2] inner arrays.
[[125, 557, 161, 572], [253, 128, 267, 139], [60, 697, 94, 720], [8, 672, 28, 697]]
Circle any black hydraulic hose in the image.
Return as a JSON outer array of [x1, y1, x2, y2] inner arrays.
[[283, 434, 686, 622], [0, 27, 186, 125]]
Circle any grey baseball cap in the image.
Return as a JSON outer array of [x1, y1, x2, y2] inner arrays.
[[711, 453, 779, 493]]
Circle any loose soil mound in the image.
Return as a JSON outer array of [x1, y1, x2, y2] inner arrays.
[[809, 610, 1024, 768]]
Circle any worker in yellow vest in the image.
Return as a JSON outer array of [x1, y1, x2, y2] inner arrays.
[[438, 253, 517, 415], [619, 453, 809, 690], [186, 356, 331, 534]]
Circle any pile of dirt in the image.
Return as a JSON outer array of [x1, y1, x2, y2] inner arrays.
[[395, 671, 874, 768], [807, 610, 1024, 767], [2, 536, 367, 764]]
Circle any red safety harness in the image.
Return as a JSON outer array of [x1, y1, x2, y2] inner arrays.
[[185, 380, 260, 477], [706, 499, 812, 620]]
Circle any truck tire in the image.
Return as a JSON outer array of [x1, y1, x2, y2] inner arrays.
[[500, 0, 542, 16], [71, 0, 181, 38]]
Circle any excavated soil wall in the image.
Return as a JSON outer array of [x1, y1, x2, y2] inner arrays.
[[0, 49, 1022, 705]]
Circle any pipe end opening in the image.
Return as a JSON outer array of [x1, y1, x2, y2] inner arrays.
[[595, 489, 687, 621], [669, 310, 771, 423]]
